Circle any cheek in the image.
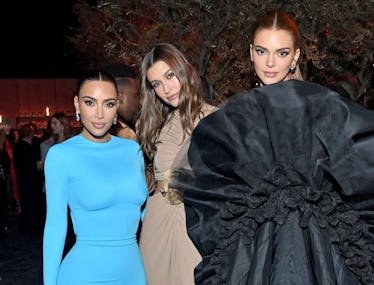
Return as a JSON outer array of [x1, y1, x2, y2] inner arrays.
[[79, 106, 92, 119], [154, 89, 165, 100], [280, 59, 293, 71], [253, 55, 264, 67], [172, 78, 181, 89]]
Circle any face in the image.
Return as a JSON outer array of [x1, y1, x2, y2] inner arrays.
[[11, 130, 19, 142], [250, 29, 300, 85], [117, 78, 140, 123], [50, 117, 64, 136], [74, 80, 119, 142], [146, 60, 181, 108]]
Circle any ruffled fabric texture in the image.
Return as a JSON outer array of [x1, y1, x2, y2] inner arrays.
[[172, 80, 374, 285]]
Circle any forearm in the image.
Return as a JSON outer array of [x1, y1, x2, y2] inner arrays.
[[43, 216, 67, 285]]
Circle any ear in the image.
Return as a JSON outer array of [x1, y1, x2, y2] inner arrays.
[[74, 95, 80, 114], [118, 91, 124, 103], [293, 48, 301, 65], [249, 44, 254, 62]]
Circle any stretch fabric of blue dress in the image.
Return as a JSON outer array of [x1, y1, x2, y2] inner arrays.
[[43, 134, 148, 285]]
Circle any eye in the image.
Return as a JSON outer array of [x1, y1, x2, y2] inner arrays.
[[84, 99, 94, 106], [105, 101, 117, 108], [278, 50, 290, 57], [166, 71, 175, 79], [255, 48, 266, 55], [151, 82, 160, 89]]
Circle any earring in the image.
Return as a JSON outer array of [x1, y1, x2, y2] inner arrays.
[[290, 64, 296, 74], [113, 114, 117, 125], [75, 110, 80, 122]]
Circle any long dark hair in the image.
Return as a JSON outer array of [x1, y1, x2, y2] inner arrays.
[[76, 70, 118, 97]]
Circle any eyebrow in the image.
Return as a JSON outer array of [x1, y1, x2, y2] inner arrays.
[[80, 95, 117, 101], [254, 45, 292, 51], [149, 69, 173, 84]]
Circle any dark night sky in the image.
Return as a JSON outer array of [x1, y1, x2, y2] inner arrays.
[[0, 1, 83, 78]]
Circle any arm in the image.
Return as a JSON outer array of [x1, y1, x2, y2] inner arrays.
[[116, 125, 138, 142], [137, 148, 148, 221], [43, 146, 69, 285]]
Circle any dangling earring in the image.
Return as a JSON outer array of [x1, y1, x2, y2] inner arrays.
[[113, 114, 117, 125], [290, 63, 296, 74], [75, 110, 80, 122]]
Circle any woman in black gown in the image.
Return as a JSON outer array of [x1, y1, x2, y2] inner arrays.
[[173, 11, 374, 285]]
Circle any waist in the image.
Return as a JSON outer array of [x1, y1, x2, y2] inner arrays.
[[76, 235, 136, 246]]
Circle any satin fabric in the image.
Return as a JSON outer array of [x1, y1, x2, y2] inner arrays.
[[173, 80, 374, 285]]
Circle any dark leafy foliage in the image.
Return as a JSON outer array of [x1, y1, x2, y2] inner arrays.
[[69, 0, 373, 103]]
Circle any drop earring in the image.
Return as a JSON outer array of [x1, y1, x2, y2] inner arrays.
[[113, 114, 117, 125], [75, 110, 80, 122], [290, 63, 296, 74]]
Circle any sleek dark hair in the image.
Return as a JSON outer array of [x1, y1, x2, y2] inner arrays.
[[76, 70, 119, 96], [252, 11, 300, 49]]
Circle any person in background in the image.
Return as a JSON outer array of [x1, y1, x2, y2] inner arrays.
[[4, 128, 20, 213], [136, 43, 216, 285], [104, 63, 140, 141], [40, 112, 74, 168], [0, 124, 11, 238], [14, 123, 44, 235], [43, 70, 148, 285], [173, 11, 374, 284]]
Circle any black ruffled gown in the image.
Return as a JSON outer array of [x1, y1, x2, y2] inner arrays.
[[173, 80, 374, 285]]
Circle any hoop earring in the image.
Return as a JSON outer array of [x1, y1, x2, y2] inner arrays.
[[290, 64, 296, 74], [75, 110, 80, 122], [113, 114, 117, 125]]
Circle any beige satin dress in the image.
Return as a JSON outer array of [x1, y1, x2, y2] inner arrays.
[[139, 108, 214, 285]]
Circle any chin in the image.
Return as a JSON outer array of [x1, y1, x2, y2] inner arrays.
[[260, 75, 288, 86]]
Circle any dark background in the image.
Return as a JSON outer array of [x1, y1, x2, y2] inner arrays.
[[0, 1, 82, 78]]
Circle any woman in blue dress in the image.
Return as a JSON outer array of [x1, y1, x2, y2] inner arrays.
[[43, 70, 148, 285]]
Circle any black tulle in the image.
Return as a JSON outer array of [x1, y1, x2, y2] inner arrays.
[[172, 80, 374, 285]]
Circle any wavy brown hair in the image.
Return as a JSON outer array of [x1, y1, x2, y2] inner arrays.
[[49, 112, 74, 142], [136, 43, 205, 160]]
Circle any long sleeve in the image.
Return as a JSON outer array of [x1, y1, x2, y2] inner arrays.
[[43, 146, 69, 285], [137, 149, 148, 221]]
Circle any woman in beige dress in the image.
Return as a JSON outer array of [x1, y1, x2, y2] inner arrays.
[[136, 43, 216, 285]]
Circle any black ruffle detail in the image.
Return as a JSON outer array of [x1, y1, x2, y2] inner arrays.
[[209, 163, 374, 284]]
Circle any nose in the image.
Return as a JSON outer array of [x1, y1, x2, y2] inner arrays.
[[95, 105, 104, 119], [266, 54, 275, 68], [162, 81, 171, 94]]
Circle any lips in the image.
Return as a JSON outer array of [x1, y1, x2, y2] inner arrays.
[[167, 93, 178, 101], [263, 71, 278, 78], [92, 122, 106, 129]]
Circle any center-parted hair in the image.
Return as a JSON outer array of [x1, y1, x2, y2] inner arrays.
[[76, 70, 119, 97], [252, 11, 301, 50], [136, 43, 205, 160]]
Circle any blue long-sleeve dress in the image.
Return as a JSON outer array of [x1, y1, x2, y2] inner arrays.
[[43, 134, 148, 285]]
